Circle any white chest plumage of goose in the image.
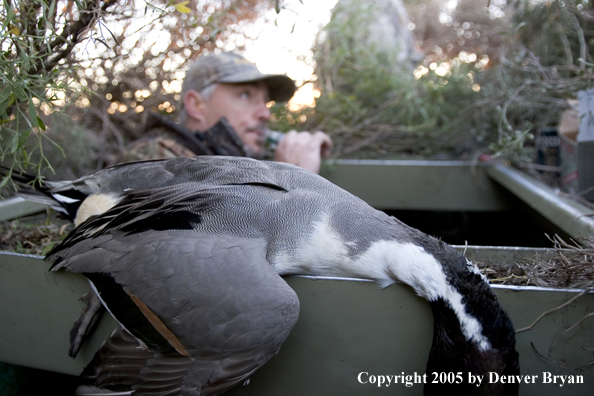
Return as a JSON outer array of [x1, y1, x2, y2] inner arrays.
[[11, 156, 519, 395]]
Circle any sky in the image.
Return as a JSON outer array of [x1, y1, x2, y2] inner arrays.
[[242, 0, 339, 108]]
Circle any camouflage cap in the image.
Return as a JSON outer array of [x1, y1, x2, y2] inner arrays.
[[182, 52, 296, 102]]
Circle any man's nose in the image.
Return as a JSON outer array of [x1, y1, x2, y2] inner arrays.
[[256, 102, 271, 121]]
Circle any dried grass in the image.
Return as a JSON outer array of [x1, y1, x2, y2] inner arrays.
[[0, 215, 73, 256], [478, 235, 594, 290]]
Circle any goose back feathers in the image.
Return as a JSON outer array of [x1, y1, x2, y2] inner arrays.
[[15, 156, 518, 395]]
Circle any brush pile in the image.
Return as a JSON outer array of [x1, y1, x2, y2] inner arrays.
[[0, 215, 72, 256], [478, 235, 594, 290]]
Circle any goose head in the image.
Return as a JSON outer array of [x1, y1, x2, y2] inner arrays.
[[301, 213, 520, 395], [416, 238, 519, 395]]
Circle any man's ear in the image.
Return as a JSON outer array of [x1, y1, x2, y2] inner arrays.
[[183, 90, 207, 127]]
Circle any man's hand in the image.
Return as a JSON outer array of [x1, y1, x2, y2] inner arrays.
[[274, 131, 333, 174]]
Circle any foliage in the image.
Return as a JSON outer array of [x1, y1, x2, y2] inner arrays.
[[0, 0, 114, 184], [0, 212, 72, 255], [272, 0, 594, 163], [3, 0, 593, 174], [271, 0, 489, 159], [404, 0, 594, 163], [0, 0, 273, 182], [480, 0, 594, 162], [58, 0, 273, 175], [405, 0, 509, 66]]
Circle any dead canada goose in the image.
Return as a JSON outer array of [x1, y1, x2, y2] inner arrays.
[[11, 156, 519, 395]]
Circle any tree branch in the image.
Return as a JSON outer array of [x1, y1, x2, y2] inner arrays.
[[29, 0, 117, 75]]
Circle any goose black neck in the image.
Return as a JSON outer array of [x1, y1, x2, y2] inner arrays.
[[422, 248, 519, 395]]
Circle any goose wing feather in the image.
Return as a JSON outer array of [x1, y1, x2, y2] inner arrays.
[[62, 156, 302, 196], [48, 185, 299, 395]]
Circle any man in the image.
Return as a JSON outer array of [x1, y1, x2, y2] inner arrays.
[[180, 52, 333, 174]]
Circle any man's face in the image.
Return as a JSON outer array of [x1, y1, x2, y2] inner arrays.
[[200, 81, 271, 157]]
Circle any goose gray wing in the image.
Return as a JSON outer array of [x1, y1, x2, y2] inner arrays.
[[47, 186, 299, 396], [7, 156, 300, 224], [50, 156, 303, 197]]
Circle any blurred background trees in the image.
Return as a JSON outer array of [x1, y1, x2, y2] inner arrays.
[[282, 0, 593, 161], [1, 0, 593, 181], [1, 0, 274, 181]]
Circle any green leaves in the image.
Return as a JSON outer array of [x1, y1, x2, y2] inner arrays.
[[0, 173, 10, 189], [0, 0, 100, 184], [36, 116, 46, 130], [0, 87, 14, 117], [28, 97, 37, 126], [489, 128, 534, 163], [173, 1, 191, 14], [0, 86, 11, 104]]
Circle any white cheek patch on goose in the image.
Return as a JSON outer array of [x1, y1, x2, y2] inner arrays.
[[359, 241, 493, 351], [357, 241, 492, 352], [272, 215, 492, 351], [75, 193, 121, 227]]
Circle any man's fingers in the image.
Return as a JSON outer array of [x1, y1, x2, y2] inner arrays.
[[312, 131, 333, 158], [273, 130, 333, 173]]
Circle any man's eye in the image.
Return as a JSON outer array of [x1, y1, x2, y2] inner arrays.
[[240, 91, 250, 99]]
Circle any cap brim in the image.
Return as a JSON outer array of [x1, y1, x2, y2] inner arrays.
[[218, 72, 296, 103]]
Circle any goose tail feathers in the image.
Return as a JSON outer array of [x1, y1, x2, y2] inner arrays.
[[1, 168, 82, 221]]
